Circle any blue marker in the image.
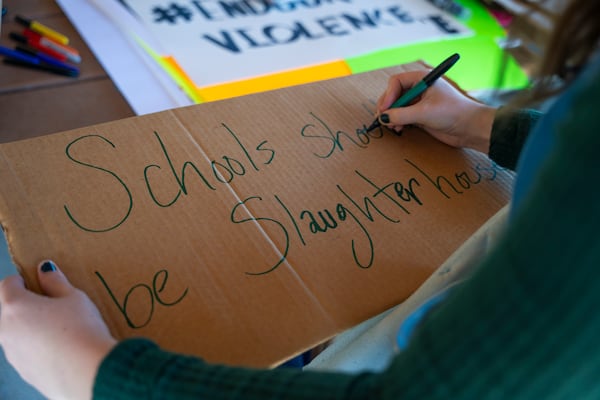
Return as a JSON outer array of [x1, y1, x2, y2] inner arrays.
[[0, 44, 43, 64], [0, 45, 78, 77], [366, 53, 460, 132], [15, 45, 79, 74]]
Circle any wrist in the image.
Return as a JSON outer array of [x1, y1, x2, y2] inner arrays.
[[461, 104, 497, 154], [82, 338, 118, 400], [60, 336, 117, 400]]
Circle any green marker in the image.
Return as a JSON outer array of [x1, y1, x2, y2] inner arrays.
[[366, 53, 460, 132]]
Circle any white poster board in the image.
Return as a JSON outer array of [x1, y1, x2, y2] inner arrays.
[[125, 0, 471, 85]]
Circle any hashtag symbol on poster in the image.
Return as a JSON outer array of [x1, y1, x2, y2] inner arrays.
[[152, 3, 194, 24]]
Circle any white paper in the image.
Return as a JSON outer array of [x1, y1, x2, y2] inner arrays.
[[56, 0, 193, 115], [125, 0, 471, 86]]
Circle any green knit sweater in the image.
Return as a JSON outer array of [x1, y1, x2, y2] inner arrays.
[[94, 61, 600, 399]]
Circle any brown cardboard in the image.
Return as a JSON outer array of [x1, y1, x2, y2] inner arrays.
[[0, 65, 513, 367]]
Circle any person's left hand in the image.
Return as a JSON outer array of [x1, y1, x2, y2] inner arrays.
[[0, 260, 116, 400]]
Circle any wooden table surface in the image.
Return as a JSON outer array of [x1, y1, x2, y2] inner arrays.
[[0, 0, 135, 144]]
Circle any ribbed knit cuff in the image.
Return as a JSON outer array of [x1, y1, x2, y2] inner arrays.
[[489, 108, 543, 170], [93, 338, 164, 399]]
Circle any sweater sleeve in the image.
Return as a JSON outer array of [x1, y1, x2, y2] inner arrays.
[[94, 338, 382, 399], [381, 74, 600, 397], [488, 108, 543, 170]]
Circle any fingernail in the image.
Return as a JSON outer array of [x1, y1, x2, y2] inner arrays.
[[380, 114, 390, 124], [41, 261, 57, 273]]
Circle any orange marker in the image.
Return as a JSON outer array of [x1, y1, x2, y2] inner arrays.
[[23, 28, 80, 63]]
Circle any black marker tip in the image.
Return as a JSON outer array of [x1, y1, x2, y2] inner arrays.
[[15, 15, 30, 26], [366, 119, 380, 133]]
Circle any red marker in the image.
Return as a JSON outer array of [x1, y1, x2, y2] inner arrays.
[[23, 28, 80, 63], [9, 32, 69, 62]]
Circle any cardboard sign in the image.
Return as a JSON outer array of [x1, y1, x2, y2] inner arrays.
[[0, 65, 513, 367]]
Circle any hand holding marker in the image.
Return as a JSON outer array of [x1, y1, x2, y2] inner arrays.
[[366, 53, 460, 132]]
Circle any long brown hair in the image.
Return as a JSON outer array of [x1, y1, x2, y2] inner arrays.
[[521, 0, 600, 102]]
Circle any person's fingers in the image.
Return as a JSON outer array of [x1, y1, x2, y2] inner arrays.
[[380, 99, 428, 129], [0, 274, 27, 304], [377, 113, 404, 133], [377, 70, 429, 112], [37, 260, 75, 298]]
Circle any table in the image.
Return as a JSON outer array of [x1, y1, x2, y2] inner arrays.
[[0, 0, 134, 144]]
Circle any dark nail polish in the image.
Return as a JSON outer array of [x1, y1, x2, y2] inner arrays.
[[41, 261, 57, 272], [380, 114, 390, 124]]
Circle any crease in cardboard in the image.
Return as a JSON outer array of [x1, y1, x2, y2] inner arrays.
[[170, 109, 337, 328]]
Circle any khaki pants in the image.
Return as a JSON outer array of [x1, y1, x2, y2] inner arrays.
[[305, 205, 510, 373]]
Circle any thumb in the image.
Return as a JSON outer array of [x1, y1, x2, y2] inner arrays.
[[37, 260, 75, 298]]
